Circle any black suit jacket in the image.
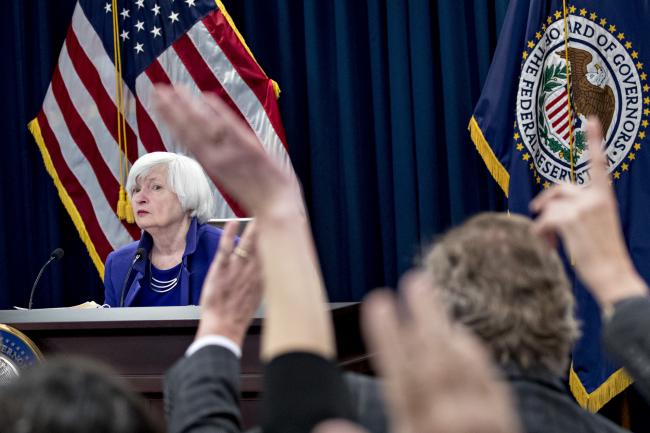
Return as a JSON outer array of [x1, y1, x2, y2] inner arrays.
[[164, 345, 387, 433], [343, 372, 387, 433], [165, 345, 243, 433], [345, 365, 627, 433], [505, 364, 628, 433]]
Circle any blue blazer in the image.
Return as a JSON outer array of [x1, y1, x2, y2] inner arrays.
[[103, 218, 223, 307]]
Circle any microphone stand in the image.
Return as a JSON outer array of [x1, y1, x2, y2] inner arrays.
[[120, 249, 145, 307], [28, 256, 57, 310]]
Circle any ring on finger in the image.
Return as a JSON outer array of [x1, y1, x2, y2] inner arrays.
[[233, 246, 249, 259]]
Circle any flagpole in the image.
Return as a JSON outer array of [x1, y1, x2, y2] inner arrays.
[[562, 0, 575, 184]]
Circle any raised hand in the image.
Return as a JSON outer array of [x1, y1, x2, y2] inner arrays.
[[155, 86, 330, 360], [153, 86, 296, 216], [195, 220, 262, 347], [530, 117, 647, 308], [362, 272, 520, 433]]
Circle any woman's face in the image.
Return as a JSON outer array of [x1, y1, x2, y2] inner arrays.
[[130, 165, 186, 233]]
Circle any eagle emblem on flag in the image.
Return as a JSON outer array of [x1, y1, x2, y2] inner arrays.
[[515, 11, 646, 186]]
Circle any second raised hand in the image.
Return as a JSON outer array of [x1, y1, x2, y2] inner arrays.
[[153, 86, 293, 216], [531, 117, 647, 308]]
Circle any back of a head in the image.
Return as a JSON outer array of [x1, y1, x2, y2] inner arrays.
[[0, 357, 160, 433], [423, 212, 579, 374]]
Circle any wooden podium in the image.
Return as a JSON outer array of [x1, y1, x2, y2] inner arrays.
[[0, 303, 368, 428]]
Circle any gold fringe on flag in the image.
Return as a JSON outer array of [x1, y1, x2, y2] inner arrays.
[[569, 365, 633, 413], [468, 116, 510, 197], [28, 119, 105, 277]]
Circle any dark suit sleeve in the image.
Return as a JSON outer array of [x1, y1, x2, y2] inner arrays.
[[603, 296, 650, 403], [262, 352, 354, 433], [164, 345, 242, 433], [343, 373, 388, 433]]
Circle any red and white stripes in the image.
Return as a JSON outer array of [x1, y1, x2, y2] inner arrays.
[[31, 3, 295, 274], [545, 88, 572, 142]]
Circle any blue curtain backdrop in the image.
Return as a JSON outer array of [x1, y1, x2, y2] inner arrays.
[[0, 0, 508, 309]]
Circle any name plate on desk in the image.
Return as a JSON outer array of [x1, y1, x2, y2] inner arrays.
[[0, 324, 43, 383]]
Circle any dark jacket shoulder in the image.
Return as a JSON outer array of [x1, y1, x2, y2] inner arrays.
[[506, 365, 628, 433]]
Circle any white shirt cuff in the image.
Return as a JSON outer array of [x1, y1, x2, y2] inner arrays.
[[185, 335, 242, 358]]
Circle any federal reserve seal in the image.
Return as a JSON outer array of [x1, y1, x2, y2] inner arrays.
[[515, 6, 648, 187], [0, 324, 42, 384]]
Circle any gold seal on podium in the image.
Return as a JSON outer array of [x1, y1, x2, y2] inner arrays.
[[0, 324, 42, 384]]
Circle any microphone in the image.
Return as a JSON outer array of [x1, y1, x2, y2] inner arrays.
[[28, 248, 64, 310], [119, 248, 146, 307]]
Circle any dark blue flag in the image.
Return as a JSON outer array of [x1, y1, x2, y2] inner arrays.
[[470, 0, 650, 412]]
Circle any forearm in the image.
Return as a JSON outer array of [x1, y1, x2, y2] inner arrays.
[[568, 220, 648, 309], [599, 270, 648, 309], [584, 256, 648, 310], [257, 203, 335, 361]]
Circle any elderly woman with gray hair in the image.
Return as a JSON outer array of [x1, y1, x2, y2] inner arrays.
[[104, 152, 227, 307]]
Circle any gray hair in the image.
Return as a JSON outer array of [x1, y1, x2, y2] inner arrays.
[[126, 152, 215, 223], [422, 212, 580, 375]]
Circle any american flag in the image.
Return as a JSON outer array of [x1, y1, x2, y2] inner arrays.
[[28, 0, 294, 276]]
